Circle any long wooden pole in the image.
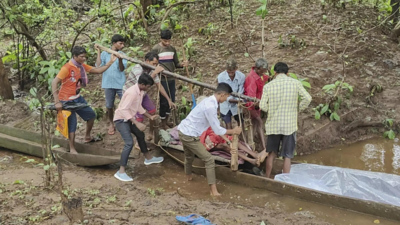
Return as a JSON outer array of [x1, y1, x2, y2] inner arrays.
[[95, 44, 259, 103]]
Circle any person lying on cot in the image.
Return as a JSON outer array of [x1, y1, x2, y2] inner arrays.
[[200, 127, 268, 166]]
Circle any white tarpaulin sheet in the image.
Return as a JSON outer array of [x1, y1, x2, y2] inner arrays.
[[274, 164, 400, 206]]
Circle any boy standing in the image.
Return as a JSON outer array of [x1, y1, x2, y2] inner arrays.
[[52, 46, 118, 154], [151, 29, 188, 129], [178, 83, 242, 196], [113, 73, 164, 182], [260, 62, 311, 178], [95, 34, 127, 135]]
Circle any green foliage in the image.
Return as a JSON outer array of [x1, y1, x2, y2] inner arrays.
[[184, 37, 196, 60], [178, 96, 192, 121], [198, 23, 217, 35], [289, 73, 311, 89], [383, 118, 396, 140], [256, 0, 268, 19]]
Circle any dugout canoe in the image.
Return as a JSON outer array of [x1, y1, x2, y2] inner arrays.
[[0, 124, 120, 166], [158, 143, 400, 222]]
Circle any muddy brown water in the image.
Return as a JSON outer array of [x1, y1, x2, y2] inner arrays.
[[295, 137, 400, 175], [1, 143, 399, 225]]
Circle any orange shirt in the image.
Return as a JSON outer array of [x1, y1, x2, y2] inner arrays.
[[56, 61, 93, 101]]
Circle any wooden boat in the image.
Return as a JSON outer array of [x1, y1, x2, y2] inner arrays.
[[0, 124, 120, 166], [158, 143, 400, 222]]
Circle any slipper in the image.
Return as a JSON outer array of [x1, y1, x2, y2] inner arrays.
[[84, 136, 102, 143], [176, 214, 214, 225], [108, 127, 115, 135]]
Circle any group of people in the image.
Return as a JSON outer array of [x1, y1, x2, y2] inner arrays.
[[52, 29, 312, 193]]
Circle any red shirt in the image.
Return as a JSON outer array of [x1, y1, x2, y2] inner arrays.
[[200, 127, 233, 151], [244, 67, 269, 110]]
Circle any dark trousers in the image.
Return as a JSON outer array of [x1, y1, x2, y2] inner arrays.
[[159, 79, 176, 119], [115, 120, 149, 166]]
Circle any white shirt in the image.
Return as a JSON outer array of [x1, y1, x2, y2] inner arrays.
[[178, 95, 227, 137], [217, 70, 245, 115]]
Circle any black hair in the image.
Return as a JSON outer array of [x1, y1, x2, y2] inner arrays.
[[138, 73, 154, 86], [111, 34, 125, 44], [215, 82, 233, 94], [71, 46, 87, 57], [160, 29, 173, 40], [274, 62, 289, 74], [145, 52, 159, 61]]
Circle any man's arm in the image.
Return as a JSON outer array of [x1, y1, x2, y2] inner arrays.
[[95, 49, 102, 67], [150, 65, 164, 79], [259, 85, 269, 112], [298, 82, 312, 111], [88, 54, 117, 74]]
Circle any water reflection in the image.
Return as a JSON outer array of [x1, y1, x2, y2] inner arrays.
[[295, 137, 400, 175]]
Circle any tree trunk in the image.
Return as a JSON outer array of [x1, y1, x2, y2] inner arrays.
[[0, 57, 14, 100], [391, 21, 400, 41]]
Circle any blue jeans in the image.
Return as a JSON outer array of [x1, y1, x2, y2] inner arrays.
[[105, 88, 123, 109], [61, 96, 96, 133]]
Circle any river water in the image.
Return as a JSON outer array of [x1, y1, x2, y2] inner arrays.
[[1, 137, 400, 224]]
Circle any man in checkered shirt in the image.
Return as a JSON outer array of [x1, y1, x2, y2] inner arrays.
[[260, 62, 311, 178]]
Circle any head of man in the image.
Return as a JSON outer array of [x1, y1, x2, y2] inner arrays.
[[144, 52, 159, 66], [273, 62, 289, 75], [215, 82, 233, 103], [111, 34, 125, 51], [160, 29, 173, 47], [254, 58, 268, 76], [72, 46, 87, 64], [138, 73, 155, 92], [226, 58, 237, 79]]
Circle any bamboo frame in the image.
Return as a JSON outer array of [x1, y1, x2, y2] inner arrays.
[[95, 44, 260, 102]]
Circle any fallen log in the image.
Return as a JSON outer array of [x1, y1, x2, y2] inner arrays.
[[95, 44, 259, 102]]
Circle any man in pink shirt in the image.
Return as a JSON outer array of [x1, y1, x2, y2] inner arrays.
[[244, 58, 269, 151], [113, 73, 163, 182]]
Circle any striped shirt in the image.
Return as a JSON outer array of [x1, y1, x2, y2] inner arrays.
[[260, 74, 312, 135], [123, 64, 159, 94], [151, 44, 182, 81]]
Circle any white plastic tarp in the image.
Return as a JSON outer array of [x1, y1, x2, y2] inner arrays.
[[274, 163, 400, 206]]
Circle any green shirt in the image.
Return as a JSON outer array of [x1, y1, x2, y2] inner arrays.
[[260, 74, 312, 135]]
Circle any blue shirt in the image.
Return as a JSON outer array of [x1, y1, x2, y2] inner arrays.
[[217, 70, 245, 115], [100, 51, 128, 89]]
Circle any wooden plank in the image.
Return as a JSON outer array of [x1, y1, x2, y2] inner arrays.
[[230, 134, 239, 171]]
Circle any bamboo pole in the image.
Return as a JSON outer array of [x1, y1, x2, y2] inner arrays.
[[95, 44, 259, 103], [230, 134, 239, 171]]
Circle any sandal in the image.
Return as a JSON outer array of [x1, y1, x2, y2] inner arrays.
[[84, 136, 102, 143]]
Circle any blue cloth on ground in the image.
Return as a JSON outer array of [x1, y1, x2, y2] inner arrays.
[[176, 214, 214, 225]]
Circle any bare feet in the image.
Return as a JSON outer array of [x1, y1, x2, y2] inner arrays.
[[70, 149, 78, 154], [187, 174, 193, 181], [248, 158, 259, 166], [258, 149, 269, 163], [146, 133, 154, 141], [108, 126, 115, 135], [210, 184, 221, 196]]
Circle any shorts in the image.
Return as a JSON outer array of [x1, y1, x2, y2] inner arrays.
[[266, 132, 296, 159], [61, 96, 96, 133], [105, 88, 123, 109], [220, 110, 243, 125], [136, 93, 156, 122]]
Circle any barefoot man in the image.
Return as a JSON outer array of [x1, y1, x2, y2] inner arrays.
[[260, 62, 311, 178], [52, 46, 119, 154], [178, 83, 242, 196], [113, 73, 164, 182]]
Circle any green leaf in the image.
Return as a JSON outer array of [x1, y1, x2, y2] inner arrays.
[[30, 88, 37, 97], [315, 110, 321, 120], [386, 119, 394, 127], [182, 96, 187, 105], [332, 112, 340, 121], [322, 84, 335, 92], [334, 102, 340, 111], [44, 165, 50, 171], [289, 73, 298, 79], [14, 180, 24, 184], [244, 53, 249, 57], [52, 144, 61, 149], [25, 159, 35, 163], [66, 52, 72, 58], [320, 105, 329, 115], [270, 64, 275, 77], [388, 130, 396, 140], [301, 81, 311, 88]]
